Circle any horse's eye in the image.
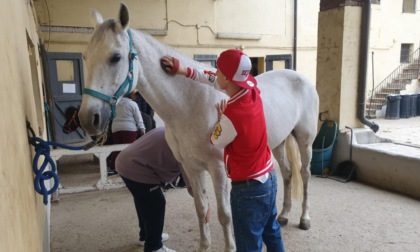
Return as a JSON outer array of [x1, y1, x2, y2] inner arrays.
[[110, 54, 121, 64]]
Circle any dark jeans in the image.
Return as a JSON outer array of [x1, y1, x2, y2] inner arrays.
[[141, 112, 156, 132], [231, 169, 285, 252], [121, 176, 166, 252]]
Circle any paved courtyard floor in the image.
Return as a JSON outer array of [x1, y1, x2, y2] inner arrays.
[[372, 116, 420, 145], [50, 116, 420, 252]]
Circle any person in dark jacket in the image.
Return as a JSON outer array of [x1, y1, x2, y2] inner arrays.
[[129, 88, 156, 132]]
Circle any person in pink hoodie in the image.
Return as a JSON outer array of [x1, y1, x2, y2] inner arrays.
[[116, 127, 192, 252]]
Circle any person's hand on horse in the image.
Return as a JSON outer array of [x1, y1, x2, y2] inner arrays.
[[216, 100, 227, 121], [160, 55, 187, 76]]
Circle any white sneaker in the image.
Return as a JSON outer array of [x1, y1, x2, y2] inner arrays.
[[152, 245, 176, 252], [139, 233, 169, 246], [161, 232, 169, 242]]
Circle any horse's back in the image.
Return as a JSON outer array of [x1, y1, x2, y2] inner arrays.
[[257, 69, 319, 148], [257, 69, 315, 94]]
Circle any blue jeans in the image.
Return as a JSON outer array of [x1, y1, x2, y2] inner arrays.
[[121, 176, 166, 252], [230, 170, 285, 252]]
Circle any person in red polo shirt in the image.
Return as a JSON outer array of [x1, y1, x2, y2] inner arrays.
[[160, 50, 285, 252]]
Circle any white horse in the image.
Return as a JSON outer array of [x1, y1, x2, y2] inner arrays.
[[78, 4, 319, 252]]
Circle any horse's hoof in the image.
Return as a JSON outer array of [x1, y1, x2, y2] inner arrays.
[[299, 219, 311, 230], [277, 217, 288, 227]]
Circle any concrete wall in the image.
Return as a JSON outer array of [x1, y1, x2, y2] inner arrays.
[[316, 1, 420, 128], [316, 6, 365, 128], [33, 1, 420, 99], [33, 0, 320, 83], [332, 129, 420, 199], [0, 0, 47, 251]]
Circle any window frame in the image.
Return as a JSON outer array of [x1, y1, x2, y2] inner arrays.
[[194, 54, 217, 68], [402, 0, 416, 13], [400, 43, 413, 63]]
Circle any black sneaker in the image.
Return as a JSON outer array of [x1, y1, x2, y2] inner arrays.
[[175, 180, 186, 188], [107, 167, 118, 176], [174, 175, 186, 188], [162, 182, 176, 192]]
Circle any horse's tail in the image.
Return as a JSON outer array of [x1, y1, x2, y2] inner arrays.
[[286, 134, 303, 201]]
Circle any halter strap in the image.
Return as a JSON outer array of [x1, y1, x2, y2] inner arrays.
[[83, 29, 137, 119], [63, 110, 79, 134]]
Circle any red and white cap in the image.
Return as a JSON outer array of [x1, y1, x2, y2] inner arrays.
[[217, 49, 257, 89]]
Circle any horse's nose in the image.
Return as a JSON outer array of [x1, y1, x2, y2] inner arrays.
[[93, 113, 101, 128]]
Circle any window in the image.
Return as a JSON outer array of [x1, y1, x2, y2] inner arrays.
[[400, 43, 413, 63], [403, 0, 416, 13], [194, 54, 217, 68], [56, 60, 75, 82], [265, 55, 292, 71]]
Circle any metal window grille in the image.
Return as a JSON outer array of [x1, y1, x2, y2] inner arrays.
[[400, 44, 413, 63], [403, 0, 416, 13], [194, 55, 217, 68]]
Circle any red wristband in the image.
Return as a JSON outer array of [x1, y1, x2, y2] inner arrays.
[[171, 57, 180, 75]]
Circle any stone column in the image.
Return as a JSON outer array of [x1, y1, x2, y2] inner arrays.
[[316, 0, 365, 129]]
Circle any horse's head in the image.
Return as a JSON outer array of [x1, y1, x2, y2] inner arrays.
[[79, 3, 139, 137], [63, 106, 80, 134]]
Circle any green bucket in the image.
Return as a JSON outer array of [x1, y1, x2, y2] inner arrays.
[[310, 120, 338, 175]]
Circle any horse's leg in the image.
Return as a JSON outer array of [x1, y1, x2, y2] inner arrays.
[[296, 137, 312, 230], [271, 142, 292, 227], [293, 130, 314, 230], [207, 163, 236, 252], [184, 168, 211, 251]]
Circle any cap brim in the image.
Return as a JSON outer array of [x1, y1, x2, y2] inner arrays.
[[231, 74, 257, 89]]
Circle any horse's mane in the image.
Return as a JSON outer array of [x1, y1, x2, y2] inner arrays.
[[88, 17, 227, 137], [88, 19, 119, 50], [91, 17, 215, 73], [131, 26, 227, 100], [135, 28, 216, 72]]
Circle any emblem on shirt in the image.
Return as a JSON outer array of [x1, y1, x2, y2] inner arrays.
[[246, 81, 255, 87], [204, 70, 216, 83], [212, 123, 222, 139]]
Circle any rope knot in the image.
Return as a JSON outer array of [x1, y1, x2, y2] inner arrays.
[[27, 124, 97, 205], [31, 137, 59, 205]]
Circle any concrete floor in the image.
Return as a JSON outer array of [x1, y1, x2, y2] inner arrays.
[[50, 173, 420, 252], [50, 117, 420, 252], [372, 117, 420, 145]]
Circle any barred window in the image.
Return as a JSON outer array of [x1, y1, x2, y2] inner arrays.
[[400, 44, 413, 63], [403, 0, 416, 13], [194, 55, 217, 68]]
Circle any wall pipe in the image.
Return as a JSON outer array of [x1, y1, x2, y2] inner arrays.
[[293, 0, 297, 70], [357, 0, 379, 132], [366, 51, 375, 119]]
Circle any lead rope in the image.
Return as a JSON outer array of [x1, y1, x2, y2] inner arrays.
[[27, 121, 96, 205]]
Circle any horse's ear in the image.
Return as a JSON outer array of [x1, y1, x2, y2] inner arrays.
[[118, 3, 129, 29], [90, 9, 103, 28]]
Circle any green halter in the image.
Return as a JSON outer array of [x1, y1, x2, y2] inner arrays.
[[83, 29, 137, 119]]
